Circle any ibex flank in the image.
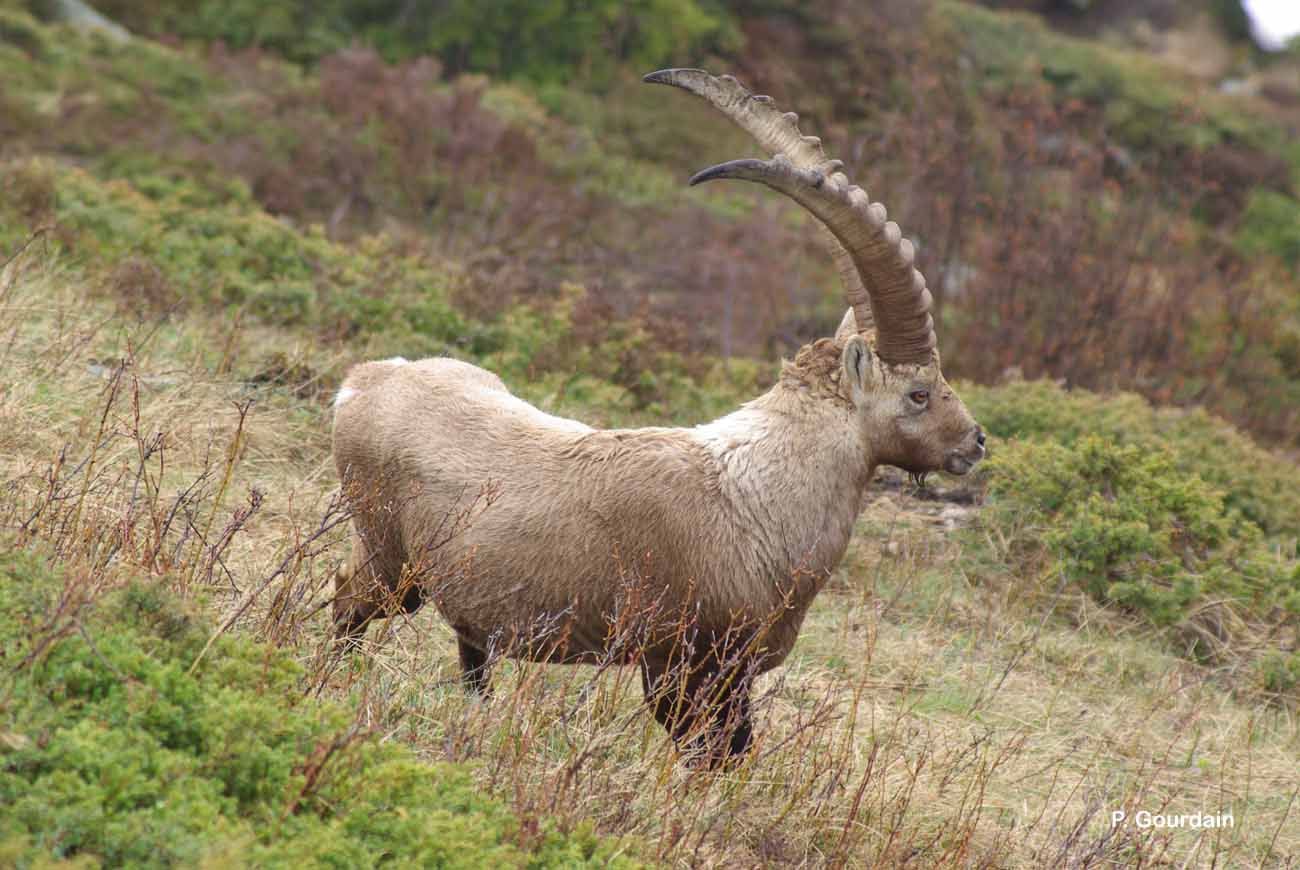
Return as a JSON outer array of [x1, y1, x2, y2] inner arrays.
[[331, 69, 986, 766]]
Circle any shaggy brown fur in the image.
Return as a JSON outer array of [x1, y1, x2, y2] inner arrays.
[[331, 310, 984, 766], [780, 337, 852, 403]]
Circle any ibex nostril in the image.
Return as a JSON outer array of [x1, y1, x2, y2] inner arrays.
[[976, 428, 986, 447]]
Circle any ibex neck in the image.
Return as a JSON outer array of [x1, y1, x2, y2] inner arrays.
[[692, 385, 874, 582]]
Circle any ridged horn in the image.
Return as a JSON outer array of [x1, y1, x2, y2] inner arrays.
[[645, 68, 937, 365]]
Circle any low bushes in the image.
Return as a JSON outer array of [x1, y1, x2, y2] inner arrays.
[[980, 436, 1297, 630], [965, 379, 1300, 538], [963, 380, 1300, 693], [0, 549, 638, 867], [1, 158, 470, 359]]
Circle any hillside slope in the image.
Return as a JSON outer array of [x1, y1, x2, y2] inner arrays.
[[0, 551, 639, 867], [1, 3, 1298, 867], [3, 0, 1299, 441], [1, 248, 1295, 865]]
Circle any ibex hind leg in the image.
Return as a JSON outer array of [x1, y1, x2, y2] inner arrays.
[[457, 636, 493, 697], [333, 519, 435, 646], [333, 537, 374, 646], [332, 533, 408, 646], [641, 653, 754, 769]]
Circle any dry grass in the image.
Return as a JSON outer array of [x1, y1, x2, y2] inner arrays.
[[2, 251, 1297, 868]]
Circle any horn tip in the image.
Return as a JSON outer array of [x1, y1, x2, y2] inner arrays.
[[688, 158, 768, 186], [642, 68, 707, 85], [688, 165, 728, 186]]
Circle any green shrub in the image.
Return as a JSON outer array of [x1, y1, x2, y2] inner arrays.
[[964, 380, 1300, 540], [412, 0, 733, 83], [982, 435, 1297, 629], [91, 0, 737, 82], [0, 157, 765, 423], [938, 0, 1280, 156], [963, 380, 1299, 679], [0, 159, 470, 354], [0, 548, 640, 867], [247, 280, 316, 325], [0, 7, 49, 57], [1255, 650, 1300, 697], [1236, 189, 1300, 270]]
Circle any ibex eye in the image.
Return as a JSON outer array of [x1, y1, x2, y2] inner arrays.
[[909, 390, 930, 405]]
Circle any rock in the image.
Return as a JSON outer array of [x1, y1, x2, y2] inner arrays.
[[47, 0, 130, 43], [938, 505, 972, 530], [1217, 78, 1257, 97]]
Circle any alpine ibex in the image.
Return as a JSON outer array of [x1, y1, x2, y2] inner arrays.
[[332, 70, 985, 765]]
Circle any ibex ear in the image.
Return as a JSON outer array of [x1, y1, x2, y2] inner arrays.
[[841, 335, 875, 406], [834, 308, 858, 342]]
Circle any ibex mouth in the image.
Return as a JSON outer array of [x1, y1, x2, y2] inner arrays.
[[943, 452, 981, 476]]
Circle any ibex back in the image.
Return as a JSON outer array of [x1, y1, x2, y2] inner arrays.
[[332, 70, 985, 766]]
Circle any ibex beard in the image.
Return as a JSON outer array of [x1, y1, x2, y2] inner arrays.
[[330, 70, 985, 768]]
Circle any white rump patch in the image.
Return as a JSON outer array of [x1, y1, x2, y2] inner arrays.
[[333, 387, 358, 408]]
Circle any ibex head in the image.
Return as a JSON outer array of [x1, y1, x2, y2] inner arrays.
[[831, 309, 984, 477], [646, 69, 984, 479]]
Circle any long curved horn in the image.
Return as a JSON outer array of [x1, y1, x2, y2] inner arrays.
[[643, 68, 873, 336], [644, 68, 936, 365]]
